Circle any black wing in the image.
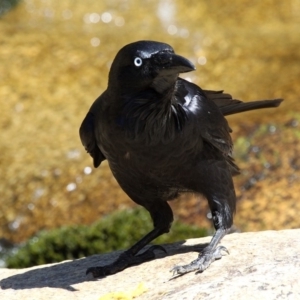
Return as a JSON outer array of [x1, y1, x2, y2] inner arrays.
[[177, 79, 239, 175], [79, 111, 105, 168], [177, 79, 233, 155]]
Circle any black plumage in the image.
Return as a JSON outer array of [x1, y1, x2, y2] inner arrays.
[[80, 40, 283, 277]]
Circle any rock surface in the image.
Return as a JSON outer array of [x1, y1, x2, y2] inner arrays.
[[1, 229, 299, 300]]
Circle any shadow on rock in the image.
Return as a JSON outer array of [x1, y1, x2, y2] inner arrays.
[[0, 241, 208, 291]]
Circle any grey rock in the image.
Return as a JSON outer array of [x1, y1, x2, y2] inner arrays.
[[0, 229, 299, 299]]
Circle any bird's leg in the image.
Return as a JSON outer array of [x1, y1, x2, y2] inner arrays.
[[171, 217, 229, 276], [86, 228, 166, 278], [171, 162, 236, 277], [86, 201, 173, 278]]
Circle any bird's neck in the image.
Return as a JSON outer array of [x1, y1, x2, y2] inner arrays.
[[115, 87, 186, 145]]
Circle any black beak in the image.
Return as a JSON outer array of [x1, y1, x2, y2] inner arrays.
[[153, 51, 196, 74], [150, 51, 195, 94], [168, 53, 196, 73]]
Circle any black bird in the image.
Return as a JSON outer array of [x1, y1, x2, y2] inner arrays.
[[80, 40, 283, 278]]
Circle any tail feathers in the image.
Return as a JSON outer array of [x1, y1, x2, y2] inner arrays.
[[204, 90, 283, 116], [219, 98, 283, 116]]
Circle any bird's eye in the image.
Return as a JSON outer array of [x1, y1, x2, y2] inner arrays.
[[134, 57, 143, 67]]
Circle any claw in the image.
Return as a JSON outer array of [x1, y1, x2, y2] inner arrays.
[[170, 244, 229, 277], [219, 245, 229, 255], [147, 244, 167, 254], [86, 245, 166, 278], [86, 266, 108, 277], [86, 267, 92, 276], [169, 267, 184, 280], [136, 245, 167, 261], [170, 265, 185, 277], [209, 245, 229, 261]]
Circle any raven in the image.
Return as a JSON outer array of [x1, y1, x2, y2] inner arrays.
[[80, 40, 283, 277]]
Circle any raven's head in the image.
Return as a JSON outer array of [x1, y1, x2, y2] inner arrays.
[[108, 40, 195, 94]]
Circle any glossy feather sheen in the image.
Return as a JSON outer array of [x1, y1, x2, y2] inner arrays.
[[79, 41, 283, 277], [80, 41, 282, 222]]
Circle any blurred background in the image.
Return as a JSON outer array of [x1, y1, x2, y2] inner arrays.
[[0, 0, 300, 261]]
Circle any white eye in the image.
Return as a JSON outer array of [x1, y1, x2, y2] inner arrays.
[[134, 57, 143, 67]]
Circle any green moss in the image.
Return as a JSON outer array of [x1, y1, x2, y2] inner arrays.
[[6, 208, 207, 268], [0, 0, 20, 16], [233, 136, 251, 161]]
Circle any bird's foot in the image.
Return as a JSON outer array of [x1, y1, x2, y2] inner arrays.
[[86, 245, 166, 278], [171, 245, 229, 277]]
